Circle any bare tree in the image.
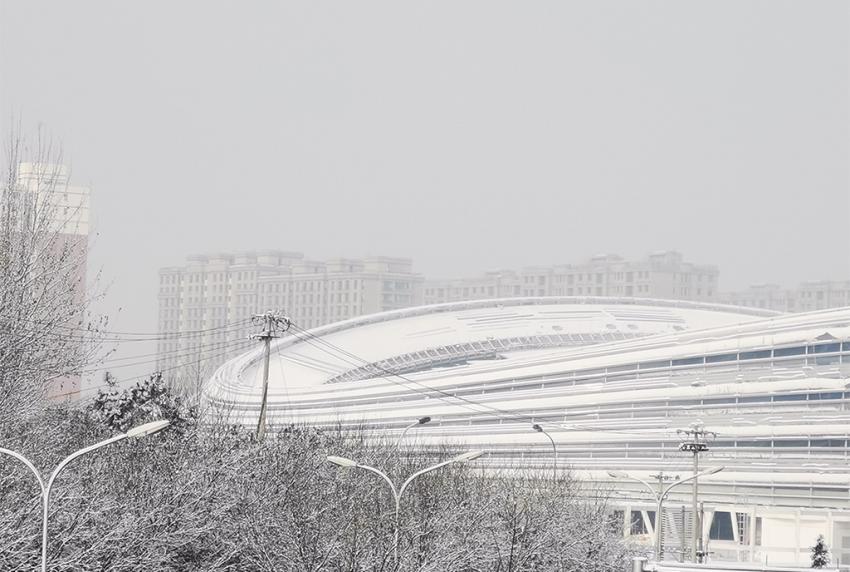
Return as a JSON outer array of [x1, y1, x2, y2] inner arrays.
[[0, 125, 106, 422]]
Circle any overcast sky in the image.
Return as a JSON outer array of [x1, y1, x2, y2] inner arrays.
[[1, 1, 849, 344]]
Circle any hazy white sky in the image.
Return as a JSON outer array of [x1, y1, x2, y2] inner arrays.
[[1, 1, 848, 343]]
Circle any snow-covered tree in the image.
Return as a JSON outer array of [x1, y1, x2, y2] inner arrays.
[[89, 372, 197, 433], [812, 534, 830, 568]]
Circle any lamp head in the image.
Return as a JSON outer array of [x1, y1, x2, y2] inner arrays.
[[453, 450, 484, 463], [532, 424, 543, 432], [607, 470, 629, 479], [418, 416, 432, 425], [327, 455, 358, 468], [704, 466, 724, 476], [126, 420, 170, 438]]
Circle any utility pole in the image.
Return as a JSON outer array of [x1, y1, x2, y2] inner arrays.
[[648, 471, 678, 559], [677, 422, 715, 563], [252, 310, 291, 441]]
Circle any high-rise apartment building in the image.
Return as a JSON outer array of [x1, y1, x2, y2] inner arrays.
[[12, 163, 90, 400], [721, 280, 850, 313], [156, 252, 423, 385], [424, 251, 719, 305], [719, 284, 795, 312], [16, 163, 91, 236]]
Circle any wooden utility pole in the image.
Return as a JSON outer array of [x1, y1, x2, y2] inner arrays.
[[252, 311, 291, 441]]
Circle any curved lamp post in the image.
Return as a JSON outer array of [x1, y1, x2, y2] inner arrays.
[[608, 466, 724, 561], [328, 449, 484, 563], [532, 424, 557, 479], [394, 416, 432, 451], [0, 420, 171, 572]]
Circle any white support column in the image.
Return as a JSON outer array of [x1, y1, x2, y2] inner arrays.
[[642, 510, 655, 538], [827, 510, 835, 555], [749, 505, 757, 563], [702, 506, 715, 558], [795, 509, 802, 565]]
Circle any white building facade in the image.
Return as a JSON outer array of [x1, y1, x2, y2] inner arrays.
[[203, 298, 850, 567], [722, 281, 850, 314], [424, 252, 719, 305]]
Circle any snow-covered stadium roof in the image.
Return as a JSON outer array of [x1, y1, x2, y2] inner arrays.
[[203, 298, 850, 512], [205, 297, 777, 398]]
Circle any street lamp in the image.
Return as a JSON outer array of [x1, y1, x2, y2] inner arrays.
[[327, 449, 484, 563], [0, 419, 171, 572], [394, 416, 432, 450], [532, 424, 557, 479], [608, 466, 724, 561]]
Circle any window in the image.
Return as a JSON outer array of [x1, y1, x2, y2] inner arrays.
[[630, 511, 648, 535], [774, 439, 808, 447], [809, 392, 843, 401], [709, 511, 734, 541], [774, 346, 805, 357], [813, 343, 841, 354], [706, 353, 736, 363], [639, 360, 671, 370], [773, 393, 807, 402], [672, 356, 704, 367], [736, 440, 770, 448], [811, 439, 846, 447], [736, 513, 750, 545], [740, 350, 771, 360]]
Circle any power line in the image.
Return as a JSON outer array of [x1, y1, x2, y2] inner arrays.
[[91, 338, 252, 372], [286, 322, 641, 436], [96, 333, 253, 366], [28, 337, 251, 379], [50, 339, 254, 401], [4, 316, 253, 342]]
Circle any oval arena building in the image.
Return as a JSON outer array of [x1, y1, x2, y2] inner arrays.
[[202, 297, 850, 565]]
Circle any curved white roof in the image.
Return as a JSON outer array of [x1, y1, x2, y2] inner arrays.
[[203, 299, 850, 512], [205, 297, 777, 400]]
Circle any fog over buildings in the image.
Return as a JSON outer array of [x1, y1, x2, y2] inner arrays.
[[1, 2, 849, 567], [1, 3, 847, 362]]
